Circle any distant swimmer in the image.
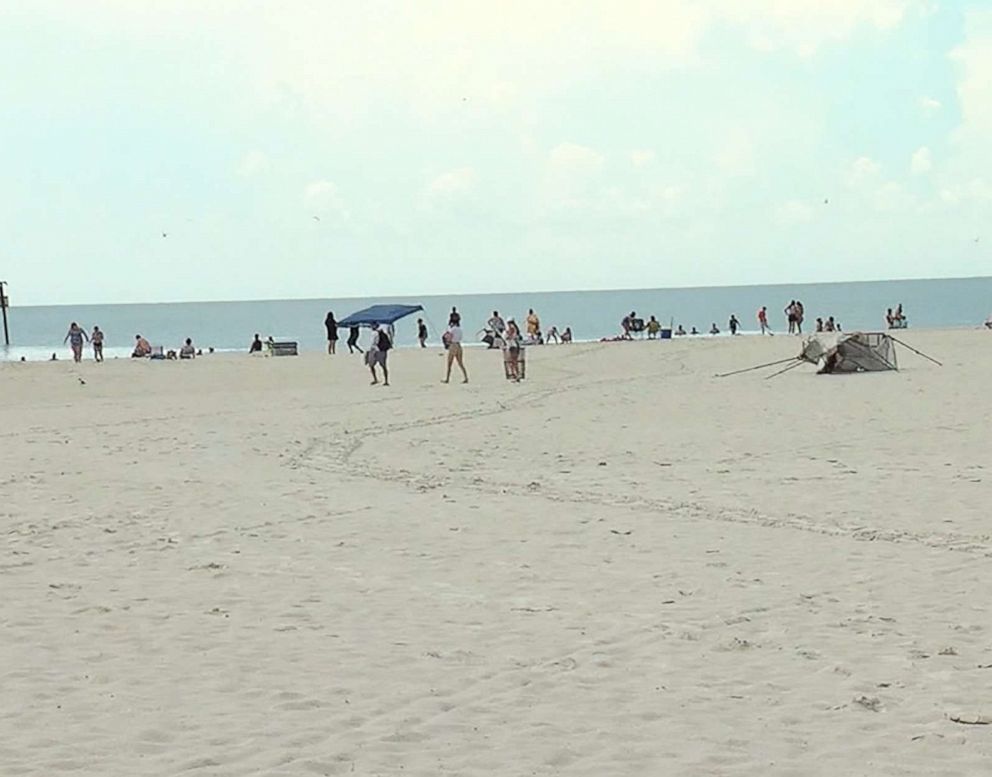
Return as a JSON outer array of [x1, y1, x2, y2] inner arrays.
[[709, 323, 720, 335]]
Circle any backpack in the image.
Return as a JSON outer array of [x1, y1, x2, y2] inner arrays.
[[377, 329, 392, 351]]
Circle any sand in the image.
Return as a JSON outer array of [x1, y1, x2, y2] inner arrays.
[[2, 330, 991, 776]]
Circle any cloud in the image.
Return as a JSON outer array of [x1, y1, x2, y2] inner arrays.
[[718, 0, 915, 56], [303, 180, 349, 219], [774, 200, 814, 225], [549, 143, 605, 173], [847, 156, 882, 185], [910, 146, 932, 175], [714, 129, 755, 176], [237, 150, 269, 178], [426, 167, 476, 198], [630, 149, 656, 167], [919, 96, 942, 116]]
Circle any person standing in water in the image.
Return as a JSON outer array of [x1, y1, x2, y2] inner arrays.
[[324, 311, 338, 355], [347, 326, 363, 354], [64, 322, 89, 363], [443, 320, 469, 384], [91, 325, 105, 361]]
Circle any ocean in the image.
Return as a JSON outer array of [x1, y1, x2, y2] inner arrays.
[[2, 276, 990, 361]]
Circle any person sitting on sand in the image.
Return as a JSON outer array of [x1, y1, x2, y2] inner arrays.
[[984, 314, 992, 330], [824, 316, 836, 332], [132, 334, 151, 357], [180, 338, 196, 359], [249, 333, 263, 353], [815, 317, 824, 332], [675, 325, 686, 336], [561, 327, 573, 344], [646, 316, 661, 339], [709, 323, 720, 335]]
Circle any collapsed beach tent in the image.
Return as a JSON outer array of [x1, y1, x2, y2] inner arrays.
[[801, 332, 898, 373], [337, 304, 423, 329], [718, 331, 940, 379]]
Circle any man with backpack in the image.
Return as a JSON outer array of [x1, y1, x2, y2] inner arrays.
[[368, 322, 392, 386]]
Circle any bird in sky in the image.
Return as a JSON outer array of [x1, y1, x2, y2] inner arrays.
[[313, 215, 321, 222]]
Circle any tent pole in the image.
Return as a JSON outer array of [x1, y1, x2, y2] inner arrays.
[[888, 336, 942, 367], [765, 360, 805, 379], [715, 357, 797, 379]]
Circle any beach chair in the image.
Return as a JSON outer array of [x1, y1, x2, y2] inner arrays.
[[269, 338, 299, 356]]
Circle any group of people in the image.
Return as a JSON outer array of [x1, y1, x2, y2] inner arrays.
[[482, 308, 572, 349], [885, 304, 908, 329], [63, 323, 103, 363], [62, 323, 201, 362], [323, 312, 368, 355]]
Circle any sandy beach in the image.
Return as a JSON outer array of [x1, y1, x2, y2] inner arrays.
[[2, 330, 991, 776]]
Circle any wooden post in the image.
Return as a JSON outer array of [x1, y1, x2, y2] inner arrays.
[[0, 281, 9, 346]]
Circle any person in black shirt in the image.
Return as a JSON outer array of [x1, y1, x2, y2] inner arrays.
[[324, 311, 338, 355], [347, 326, 363, 354]]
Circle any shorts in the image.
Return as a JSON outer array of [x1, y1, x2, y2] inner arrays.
[[448, 342, 463, 357], [368, 350, 387, 367]]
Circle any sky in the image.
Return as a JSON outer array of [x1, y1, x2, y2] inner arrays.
[[0, 0, 989, 305]]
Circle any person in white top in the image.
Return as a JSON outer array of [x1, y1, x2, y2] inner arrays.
[[443, 324, 469, 384]]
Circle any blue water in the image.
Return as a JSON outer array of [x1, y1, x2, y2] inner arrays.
[[2, 277, 990, 361]]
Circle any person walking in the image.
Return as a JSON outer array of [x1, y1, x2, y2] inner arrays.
[[417, 318, 428, 348], [443, 321, 468, 384], [757, 306, 771, 335], [347, 326, 363, 354], [64, 322, 88, 363], [324, 311, 339, 355], [367, 322, 391, 386], [91, 325, 104, 361], [728, 315, 740, 335]]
